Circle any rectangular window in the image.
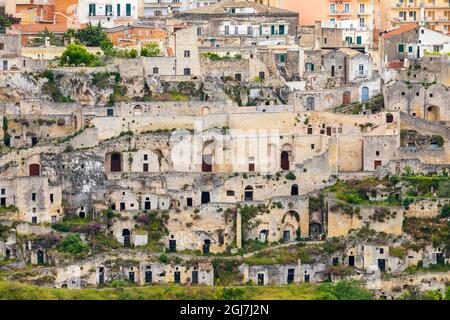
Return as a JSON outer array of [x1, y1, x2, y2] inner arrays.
[[186, 198, 193, 207], [224, 25, 229, 35], [32, 193, 36, 201], [1, 188, 4, 195], [306, 63, 315, 72], [143, 163, 149, 172], [330, 3, 336, 13], [408, 46, 413, 53], [50, 194, 54, 203], [234, 26, 238, 35], [117, 4, 120, 16], [88, 3, 96, 16], [184, 50, 190, 58], [356, 36, 362, 45], [279, 25, 285, 35], [398, 44, 405, 53], [360, 3, 365, 13], [105, 5, 112, 16], [271, 25, 275, 35], [307, 127, 313, 135], [197, 27, 202, 36], [144, 154, 148, 161], [344, 3, 350, 13], [126, 3, 131, 16], [153, 67, 159, 74], [345, 37, 353, 45], [359, 64, 364, 75], [0, 43, 4, 51], [107, 109, 113, 116], [311, 144, 315, 150], [183, 68, 191, 76], [235, 73, 241, 81]]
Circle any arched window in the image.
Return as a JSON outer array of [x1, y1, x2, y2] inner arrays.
[[244, 185, 253, 201], [281, 151, 289, 170]]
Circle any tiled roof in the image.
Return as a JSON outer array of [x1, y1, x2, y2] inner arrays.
[[12, 23, 68, 34], [179, 0, 296, 15], [382, 23, 418, 39]]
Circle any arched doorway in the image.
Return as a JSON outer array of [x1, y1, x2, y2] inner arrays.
[[281, 151, 289, 170], [29, 163, 40, 176], [386, 113, 394, 123], [343, 91, 351, 105], [244, 185, 253, 201], [291, 184, 298, 196], [5, 249, 10, 259], [122, 229, 131, 247], [110, 153, 122, 172], [202, 141, 214, 172], [309, 222, 323, 240], [426, 106, 440, 121], [361, 87, 369, 101], [259, 230, 268, 242], [133, 105, 143, 116]]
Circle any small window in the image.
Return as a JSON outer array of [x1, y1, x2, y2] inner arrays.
[[153, 67, 159, 74], [184, 50, 190, 58], [50, 194, 54, 203], [226, 190, 235, 196], [376, 151, 380, 156], [32, 216, 37, 224], [32, 193, 36, 201], [107, 109, 114, 116], [311, 144, 315, 150], [144, 154, 148, 161], [429, 93, 433, 98], [0, 43, 4, 51], [401, 92, 405, 96], [183, 68, 191, 76], [398, 44, 405, 53], [186, 197, 193, 207], [380, 248, 384, 254], [416, 92, 419, 96], [307, 127, 313, 135], [1, 188, 5, 195]]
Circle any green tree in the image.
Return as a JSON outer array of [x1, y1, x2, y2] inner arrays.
[[74, 23, 108, 47], [100, 38, 114, 56], [57, 234, 88, 254], [60, 44, 98, 66], [140, 43, 161, 57]]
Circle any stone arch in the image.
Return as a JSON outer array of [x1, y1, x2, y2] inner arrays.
[[244, 185, 254, 201], [122, 229, 131, 247], [280, 143, 292, 171], [29, 163, 40, 176], [259, 229, 268, 242], [202, 140, 214, 172], [386, 113, 394, 123], [324, 94, 334, 108], [426, 105, 440, 121], [133, 105, 143, 116], [201, 106, 211, 115]]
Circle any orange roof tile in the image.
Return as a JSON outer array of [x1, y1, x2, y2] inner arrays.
[[382, 23, 419, 39], [12, 23, 68, 34]]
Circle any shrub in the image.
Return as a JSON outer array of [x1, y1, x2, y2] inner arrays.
[[140, 43, 161, 57], [60, 44, 99, 67], [285, 172, 296, 180], [159, 254, 169, 263], [57, 234, 88, 254], [441, 204, 450, 218]]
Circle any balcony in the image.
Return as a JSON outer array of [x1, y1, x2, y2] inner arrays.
[[329, 10, 352, 16]]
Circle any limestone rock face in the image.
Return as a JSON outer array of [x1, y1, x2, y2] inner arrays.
[[0, 72, 43, 102]]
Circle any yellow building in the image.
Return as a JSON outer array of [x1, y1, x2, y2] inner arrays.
[[388, 0, 450, 34]]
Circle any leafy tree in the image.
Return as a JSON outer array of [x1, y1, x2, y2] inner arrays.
[[0, 14, 17, 28], [74, 23, 109, 47], [60, 44, 98, 66], [57, 234, 88, 254], [100, 38, 114, 56], [140, 43, 161, 57]]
